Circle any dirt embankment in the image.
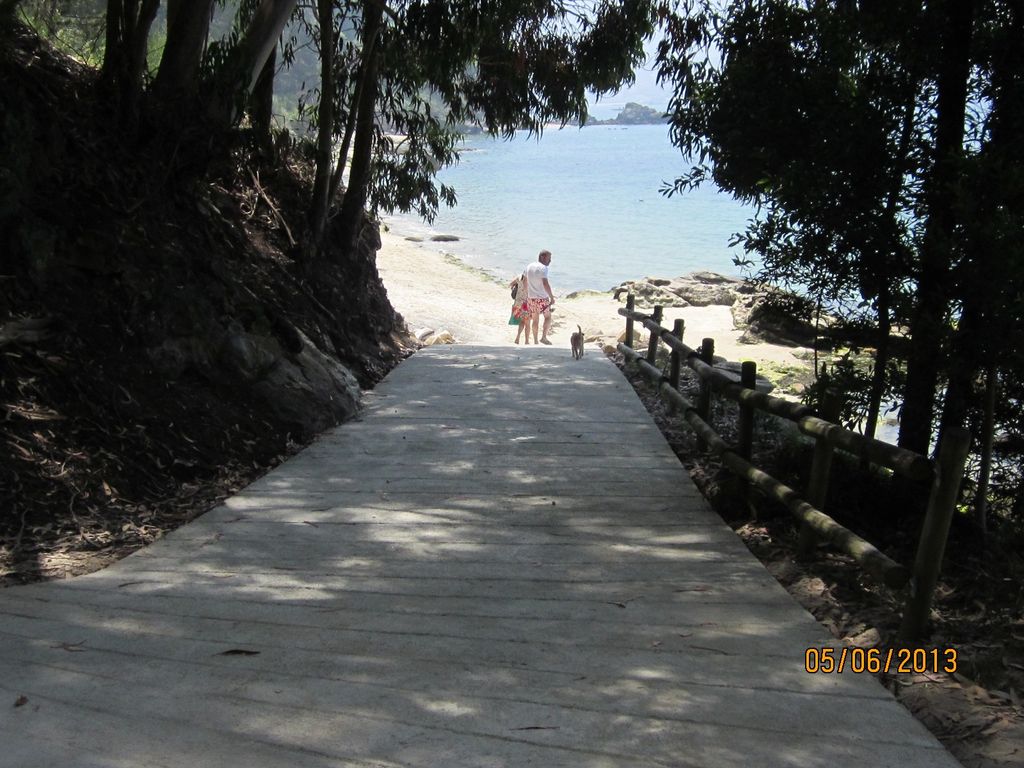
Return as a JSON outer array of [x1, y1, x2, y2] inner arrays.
[[0, 25, 412, 583]]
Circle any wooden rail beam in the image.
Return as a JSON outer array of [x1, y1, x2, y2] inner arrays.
[[678, 407, 910, 589], [618, 300, 935, 480], [797, 416, 934, 483], [616, 293, 953, 597]]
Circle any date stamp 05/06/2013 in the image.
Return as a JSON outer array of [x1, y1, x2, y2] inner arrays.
[[804, 647, 958, 675]]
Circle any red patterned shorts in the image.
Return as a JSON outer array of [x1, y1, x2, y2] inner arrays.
[[526, 298, 551, 315]]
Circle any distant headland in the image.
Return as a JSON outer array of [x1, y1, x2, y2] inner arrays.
[[459, 103, 669, 133], [584, 103, 669, 126]]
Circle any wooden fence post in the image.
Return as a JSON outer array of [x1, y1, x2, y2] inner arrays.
[[737, 361, 757, 460], [624, 294, 635, 348], [645, 306, 663, 366], [696, 337, 714, 451], [797, 390, 841, 557], [667, 318, 685, 414], [899, 427, 972, 642], [735, 361, 758, 516]]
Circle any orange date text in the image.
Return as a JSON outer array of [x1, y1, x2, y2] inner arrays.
[[803, 647, 957, 674]]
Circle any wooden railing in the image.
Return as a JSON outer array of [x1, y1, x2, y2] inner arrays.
[[618, 295, 970, 642]]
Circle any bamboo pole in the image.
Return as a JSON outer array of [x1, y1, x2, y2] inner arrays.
[[899, 427, 972, 642]]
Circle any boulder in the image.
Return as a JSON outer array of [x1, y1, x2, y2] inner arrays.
[[220, 327, 281, 382], [250, 327, 361, 435], [429, 330, 456, 345], [733, 290, 819, 345], [616, 328, 649, 347], [612, 272, 748, 308], [148, 322, 361, 439]]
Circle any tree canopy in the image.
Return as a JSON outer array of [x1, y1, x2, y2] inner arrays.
[[6, 0, 660, 253], [657, 0, 1024, 523]]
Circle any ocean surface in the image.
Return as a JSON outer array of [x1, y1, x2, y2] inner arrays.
[[383, 124, 757, 294]]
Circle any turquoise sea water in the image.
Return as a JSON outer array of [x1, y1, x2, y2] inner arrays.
[[383, 124, 756, 294]]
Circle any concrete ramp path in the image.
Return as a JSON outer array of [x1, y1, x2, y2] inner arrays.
[[0, 345, 959, 767]]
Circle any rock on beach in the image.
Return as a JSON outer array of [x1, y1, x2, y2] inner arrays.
[[612, 271, 751, 308], [612, 272, 819, 346]]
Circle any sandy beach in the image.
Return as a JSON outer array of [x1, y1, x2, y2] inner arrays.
[[375, 226, 812, 379]]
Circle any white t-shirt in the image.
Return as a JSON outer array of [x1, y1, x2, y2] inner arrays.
[[525, 261, 550, 299]]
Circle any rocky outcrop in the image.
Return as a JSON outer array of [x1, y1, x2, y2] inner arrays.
[[612, 272, 751, 308], [586, 103, 668, 126], [411, 327, 457, 345], [732, 291, 819, 346], [612, 272, 820, 347], [147, 316, 362, 439]]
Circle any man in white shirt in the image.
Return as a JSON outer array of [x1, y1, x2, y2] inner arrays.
[[524, 250, 556, 345]]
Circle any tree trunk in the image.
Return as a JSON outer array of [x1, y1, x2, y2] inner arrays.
[[129, 0, 159, 93], [207, 0, 298, 131], [236, 0, 299, 96], [101, 0, 160, 126], [336, 0, 383, 256], [250, 46, 276, 157], [325, 1, 386, 233], [310, 0, 336, 243], [939, 297, 981, 434], [937, 0, 1022, 458], [154, 0, 215, 100], [974, 365, 997, 536], [864, 289, 890, 440], [102, 0, 123, 84], [327, 48, 376, 206], [898, 0, 975, 455], [865, 83, 917, 440], [165, 0, 183, 32], [0, 0, 21, 24]]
